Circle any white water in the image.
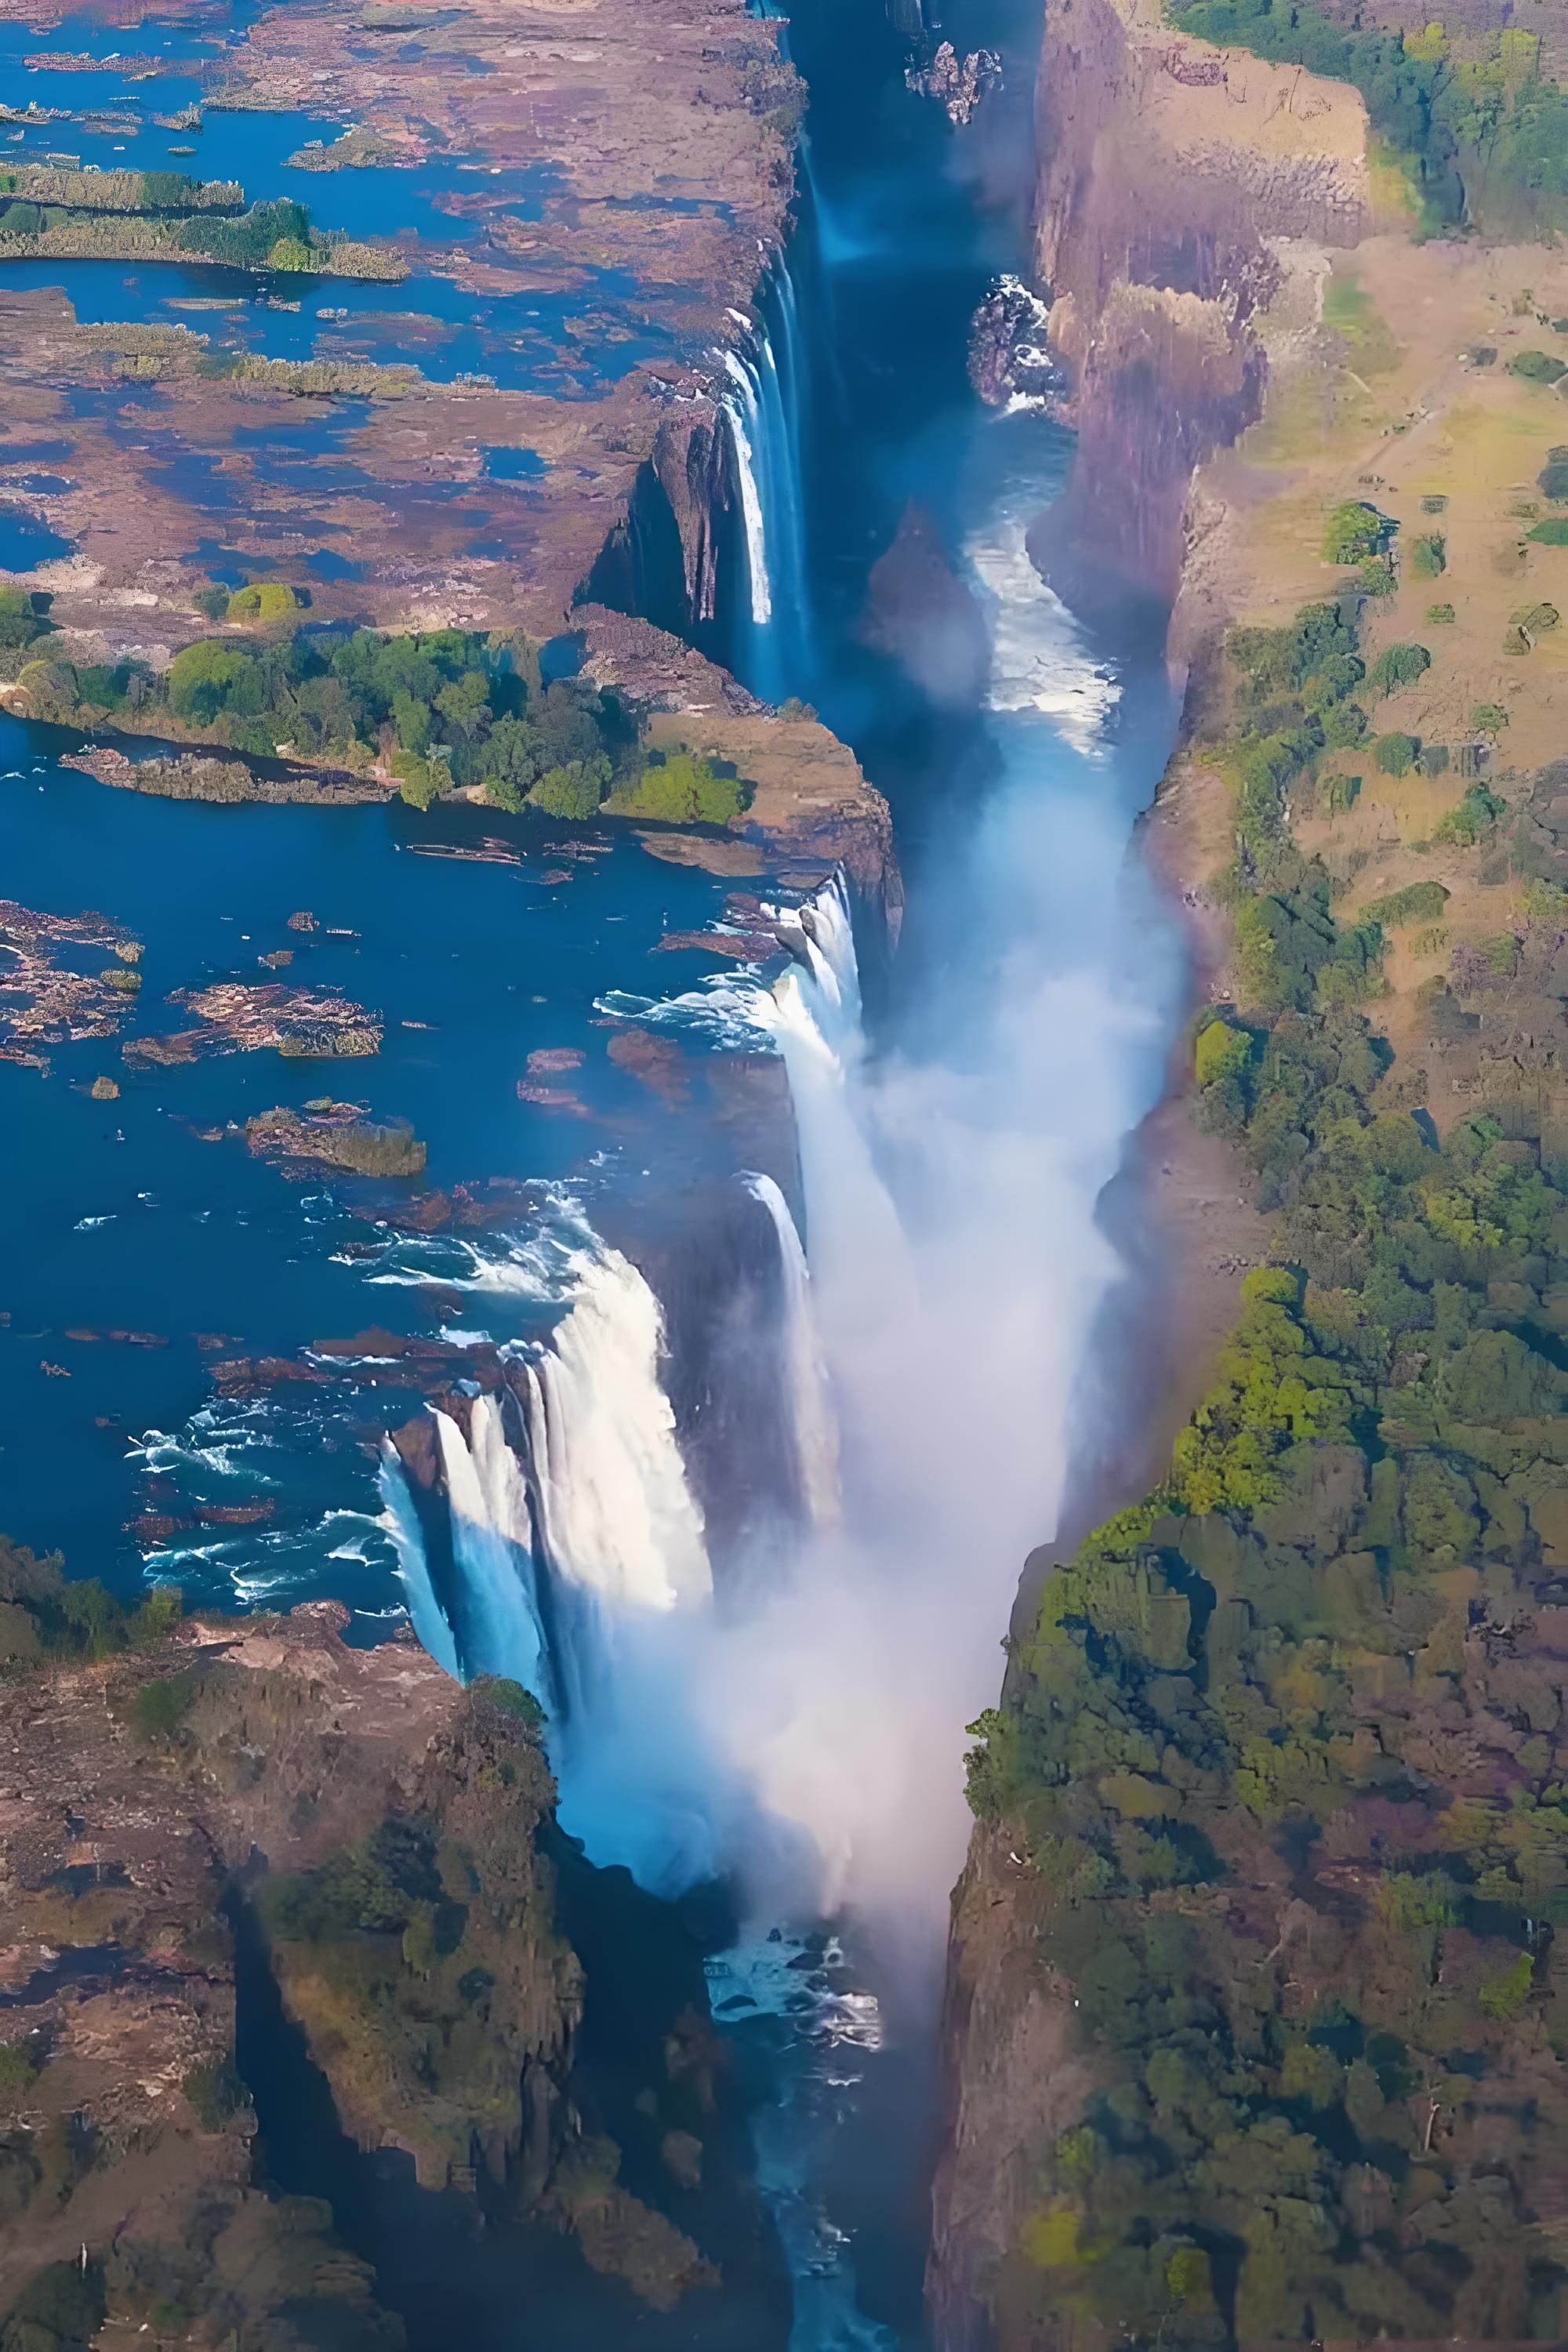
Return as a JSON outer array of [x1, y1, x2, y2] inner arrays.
[[724, 349, 773, 626], [377, 1437, 460, 1681], [523, 1243, 712, 1619], [434, 1399, 553, 1704], [746, 1172, 840, 1529]]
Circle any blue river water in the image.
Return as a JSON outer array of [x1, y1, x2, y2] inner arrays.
[[0, 724, 769, 1613]]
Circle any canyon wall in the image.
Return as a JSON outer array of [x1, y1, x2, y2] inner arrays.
[[927, 7, 1377, 2344], [1028, 0, 1368, 627]]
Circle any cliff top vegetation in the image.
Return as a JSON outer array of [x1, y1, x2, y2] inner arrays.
[[1167, 0, 1568, 237]]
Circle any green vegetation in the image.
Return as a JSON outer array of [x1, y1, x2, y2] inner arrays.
[[0, 1534, 180, 1674], [1432, 782, 1506, 843], [7, 616, 706, 822], [606, 750, 748, 826], [1512, 348, 1568, 384], [1527, 517, 1568, 545], [181, 2056, 247, 2131], [130, 1673, 199, 1743], [972, 588, 1568, 2338], [1373, 729, 1419, 775], [0, 168, 402, 280], [1367, 640, 1432, 696], [1410, 533, 1446, 577], [0, 586, 48, 652], [1321, 500, 1391, 565], [1167, 1, 1568, 237], [1426, 601, 1457, 622], [226, 580, 303, 625], [1361, 878, 1449, 927]]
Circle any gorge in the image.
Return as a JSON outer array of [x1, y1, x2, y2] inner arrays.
[[6, 0, 1568, 2343]]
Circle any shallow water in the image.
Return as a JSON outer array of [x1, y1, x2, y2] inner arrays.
[[0, 724, 775, 1610]]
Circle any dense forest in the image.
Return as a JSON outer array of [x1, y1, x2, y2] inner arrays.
[[967, 591, 1568, 2343]]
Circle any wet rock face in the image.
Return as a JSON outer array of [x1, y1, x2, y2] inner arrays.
[[967, 278, 1062, 413]]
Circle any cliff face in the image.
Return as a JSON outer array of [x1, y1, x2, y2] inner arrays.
[[927, 1829, 1100, 2352], [1029, 0, 1367, 622], [0, 1603, 719, 2345], [927, 9, 1378, 2343]]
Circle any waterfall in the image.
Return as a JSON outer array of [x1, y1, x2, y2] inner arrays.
[[746, 1172, 840, 1528], [723, 350, 773, 626], [433, 1400, 553, 1705], [376, 1439, 460, 1681], [720, 257, 814, 697], [522, 1243, 713, 1621]]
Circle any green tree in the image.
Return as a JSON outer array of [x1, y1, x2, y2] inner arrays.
[[1373, 731, 1419, 776], [1323, 501, 1390, 564], [167, 640, 265, 724]]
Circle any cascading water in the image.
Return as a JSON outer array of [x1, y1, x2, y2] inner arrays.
[[377, 1438, 460, 1682], [745, 1172, 840, 1529], [720, 260, 815, 700], [434, 1400, 553, 1703], [723, 347, 773, 630]]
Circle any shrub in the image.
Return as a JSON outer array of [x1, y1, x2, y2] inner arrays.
[[1477, 1951, 1534, 2020], [1323, 501, 1390, 564], [1368, 641, 1432, 696], [390, 749, 441, 808], [1358, 557, 1396, 597], [612, 751, 747, 825], [167, 639, 265, 723], [1421, 493, 1449, 514], [1426, 601, 1456, 622], [1528, 516, 1568, 544], [1321, 701, 1367, 748], [1511, 349, 1566, 383], [226, 580, 300, 625], [1373, 731, 1419, 775], [131, 1674, 197, 1741], [0, 2042, 37, 2096], [183, 2055, 245, 2129], [1363, 879, 1449, 925], [0, 585, 45, 650], [1538, 459, 1568, 501], [267, 235, 313, 270], [527, 757, 608, 820], [471, 1673, 546, 1729], [1410, 534, 1446, 577], [1432, 785, 1505, 844], [1194, 1014, 1254, 1091], [191, 583, 230, 621], [1472, 702, 1509, 731]]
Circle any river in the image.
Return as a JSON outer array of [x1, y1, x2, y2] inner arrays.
[[0, 0, 1185, 2342]]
